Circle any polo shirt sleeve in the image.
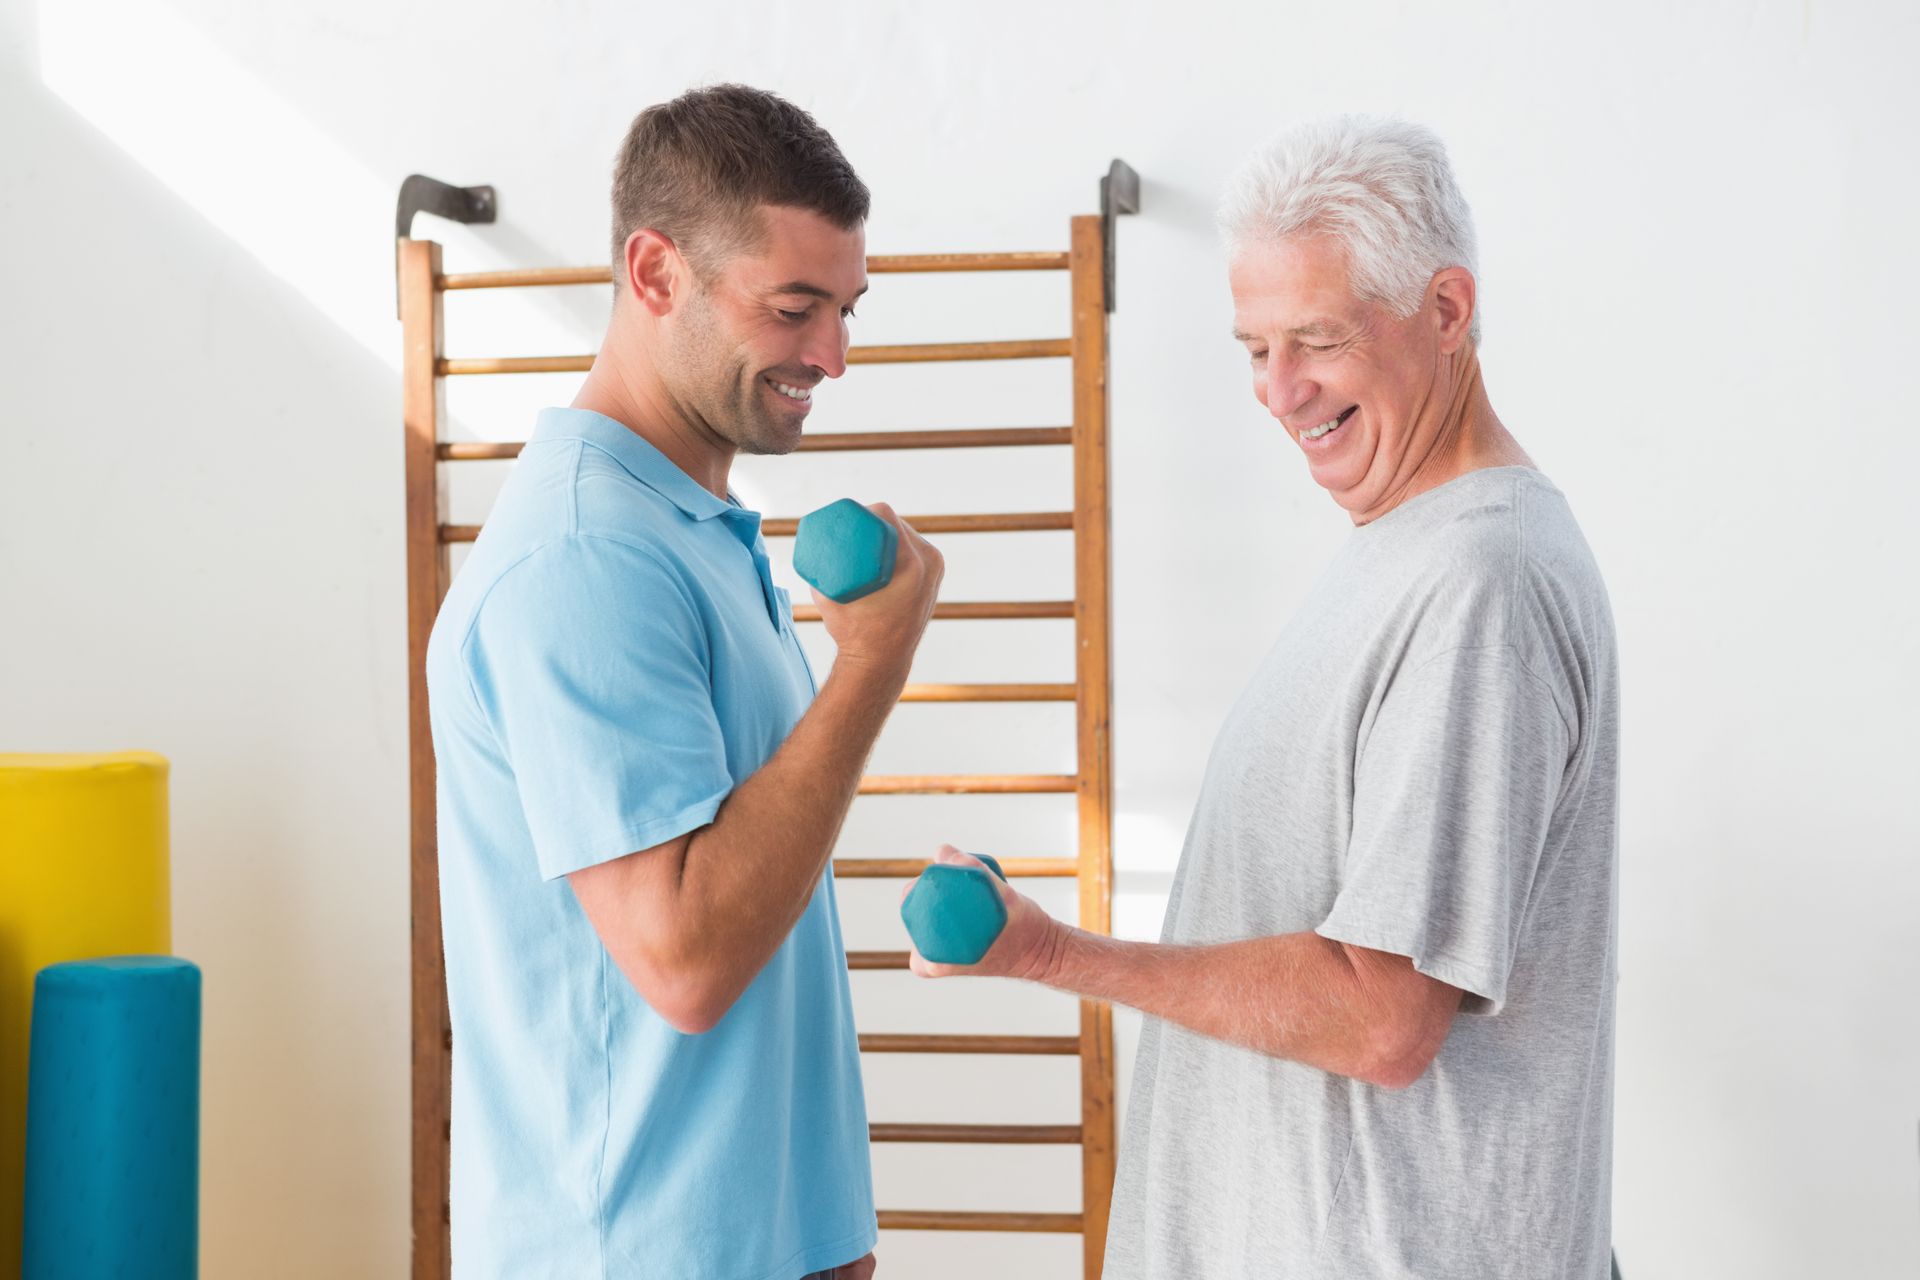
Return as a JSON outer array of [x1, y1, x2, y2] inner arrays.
[[461, 535, 734, 880], [1315, 642, 1573, 1016]]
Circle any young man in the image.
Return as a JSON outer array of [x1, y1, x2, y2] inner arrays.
[[913, 117, 1621, 1278], [428, 85, 940, 1278]]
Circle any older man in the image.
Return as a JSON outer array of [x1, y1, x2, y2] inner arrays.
[[911, 117, 1619, 1277]]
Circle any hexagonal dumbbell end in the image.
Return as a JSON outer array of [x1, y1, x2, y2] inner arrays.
[[792, 499, 898, 603], [900, 854, 1009, 966]]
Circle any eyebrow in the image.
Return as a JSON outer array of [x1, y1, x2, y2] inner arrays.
[[768, 280, 870, 302], [1232, 320, 1345, 343]]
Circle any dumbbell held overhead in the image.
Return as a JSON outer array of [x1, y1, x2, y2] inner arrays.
[[793, 499, 898, 603], [900, 854, 1008, 966]]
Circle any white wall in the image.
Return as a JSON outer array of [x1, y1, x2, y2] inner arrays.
[[4, 0, 1917, 1275]]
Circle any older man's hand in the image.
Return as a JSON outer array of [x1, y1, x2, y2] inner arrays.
[[904, 846, 1065, 983]]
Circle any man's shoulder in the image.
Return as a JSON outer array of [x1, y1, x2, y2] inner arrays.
[[1408, 466, 1546, 551], [429, 517, 695, 677], [461, 435, 695, 585], [1403, 469, 1599, 591], [504, 432, 690, 549], [1382, 470, 1610, 661]]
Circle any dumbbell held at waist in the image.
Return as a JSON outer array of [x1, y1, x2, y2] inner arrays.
[[793, 498, 898, 603], [901, 854, 1007, 966]]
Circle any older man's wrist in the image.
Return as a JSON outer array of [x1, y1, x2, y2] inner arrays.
[[1019, 914, 1079, 988]]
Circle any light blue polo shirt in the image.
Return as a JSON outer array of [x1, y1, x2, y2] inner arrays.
[[425, 407, 875, 1279]]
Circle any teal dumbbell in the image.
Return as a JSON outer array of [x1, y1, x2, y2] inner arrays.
[[901, 854, 1008, 965], [792, 499, 897, 603]]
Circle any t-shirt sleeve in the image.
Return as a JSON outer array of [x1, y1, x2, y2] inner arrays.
[[461, 535, 734, 880], [1315, 642, 1573, 1015]]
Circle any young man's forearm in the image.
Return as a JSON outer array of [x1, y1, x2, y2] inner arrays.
[[671, 655, 906, 997]]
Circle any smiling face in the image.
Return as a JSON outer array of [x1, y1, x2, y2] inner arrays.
[[662, 204, 868, 456], [1230, 234, 1467, 520]]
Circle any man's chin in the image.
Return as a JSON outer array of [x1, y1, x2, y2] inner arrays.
[[1306, 453, 1376, 516], [1307, 455, 1354, 493], [733, 418, 804, 457]]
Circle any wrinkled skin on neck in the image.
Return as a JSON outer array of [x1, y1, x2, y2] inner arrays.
[[1360, 339, 1487, 521]]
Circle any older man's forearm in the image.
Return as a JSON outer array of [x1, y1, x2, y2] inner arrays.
[[1028, 927, 1432, 1087]]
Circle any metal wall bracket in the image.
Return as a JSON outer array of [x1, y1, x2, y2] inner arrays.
[[1099, 159, 1140, 313], [396, 175, 496, 241], [395, 176, 496, 316]]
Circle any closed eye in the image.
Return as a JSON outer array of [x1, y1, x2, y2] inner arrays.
[[777, 308, 809, 323]]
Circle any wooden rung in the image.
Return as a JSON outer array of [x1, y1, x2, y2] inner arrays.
[[435, 427, 1072, 462], [441, 525, 479, 544], [440, 267, 609, 290], [866, 252, 1070, 273], [439, 355, 590, 375], [434, 253, 1067, 293], [848, 951, 910, 970], [794, 601, 1074, 622], [797, 427, 1072, 452], [858, 775, 1075, 795], [761, 512, 1073, 537], [870, 1124, 1082, 1144], [849, 339, 1071, 365], [877, 1210, 1083, 1233], [438, 442, 524, 460], [436, 340, 1068, 378], [857, 1034, 1080, 1054], [899, 683, 1074, 702], [836, 857, 1078, 878]]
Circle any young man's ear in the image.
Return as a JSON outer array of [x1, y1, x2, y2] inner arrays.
[[623, 229, 682, 317]]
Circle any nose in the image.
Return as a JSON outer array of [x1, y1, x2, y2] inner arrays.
[[804, 313, 850, 381], [1262, 350, 1316, 424]]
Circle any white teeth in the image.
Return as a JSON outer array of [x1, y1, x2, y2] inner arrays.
[[1301, 408, 1350, 441], [769, 379, 811, 401]]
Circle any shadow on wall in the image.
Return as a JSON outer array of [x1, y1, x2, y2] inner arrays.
[[0, 5, 593, 1273], [5, 73, 407, 1280]]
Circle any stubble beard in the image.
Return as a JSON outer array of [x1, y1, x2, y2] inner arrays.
[[672, 288, 801, 458]]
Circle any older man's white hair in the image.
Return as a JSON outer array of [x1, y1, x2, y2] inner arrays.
[[1220, 116, 1482, 344]]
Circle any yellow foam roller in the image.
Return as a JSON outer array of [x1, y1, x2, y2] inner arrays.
[[0, 752, 170, 1279]]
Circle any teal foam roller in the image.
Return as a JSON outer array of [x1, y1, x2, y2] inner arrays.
[[901, 855, 1008, 965], [23, 956, 200, 1280], [792, 499, 897, 603]]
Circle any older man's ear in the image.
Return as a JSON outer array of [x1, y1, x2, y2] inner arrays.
[[1428, 266, 1478, 352]]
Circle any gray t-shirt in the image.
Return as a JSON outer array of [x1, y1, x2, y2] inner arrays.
[[1105, 467, 1619, 1279]]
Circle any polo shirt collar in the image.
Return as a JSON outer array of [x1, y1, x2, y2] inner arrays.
[[531, 407, 743, 522]]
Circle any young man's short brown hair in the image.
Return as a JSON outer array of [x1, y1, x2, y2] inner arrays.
[[610, 84, 869, 285]]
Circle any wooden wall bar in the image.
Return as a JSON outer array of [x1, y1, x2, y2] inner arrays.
[[398, 238, 453, 1279], [401, 228, 1119, 1277], [1068, 213, 1120, 1275]]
